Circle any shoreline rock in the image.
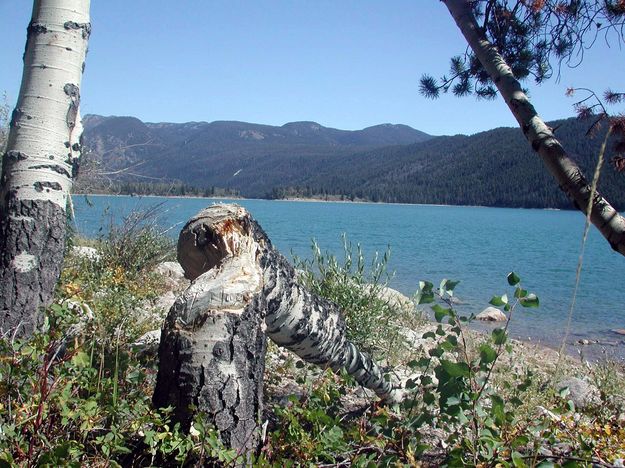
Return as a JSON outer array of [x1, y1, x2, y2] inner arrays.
[[476, 306, 507, 322]]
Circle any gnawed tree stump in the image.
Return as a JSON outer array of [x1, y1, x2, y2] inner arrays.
[[154, 204, 402, 458]]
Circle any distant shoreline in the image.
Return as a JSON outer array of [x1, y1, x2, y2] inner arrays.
[[73, 192, 564, 211]]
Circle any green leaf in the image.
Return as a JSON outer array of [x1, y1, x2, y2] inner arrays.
[[479, 343, 497, 364], [511, 451, 528, 467], [520, 293, 539, 308], [440, 341, 456, 351], [489, 295, 505, 306], [71, 351, 90, 368], [508, 271, 521, 286], [514, 287, 528, 298], [439, 279, 460, 295], [440, 359, 470, 377], [492, 328, 507, 345], [416, 290, 434, 304], [507, 272, 521, 286], [512, 435, 529, 448], [429, 348, 444, 358], [432, 304, 450, 322], [407, 359, 420, 369]]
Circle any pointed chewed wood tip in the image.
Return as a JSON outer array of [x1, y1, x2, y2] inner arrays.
[[177, 203, 259, 280]]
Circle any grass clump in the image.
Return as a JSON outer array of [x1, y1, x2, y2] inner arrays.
[[294, 236, 424, 362], [60, 206, 175, 350]]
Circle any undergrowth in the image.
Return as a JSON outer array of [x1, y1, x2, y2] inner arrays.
[[1, 223, 624, 466], [294, 236, 425, 363], [0, 207, 234, 465], [263, 272, 625, 466]]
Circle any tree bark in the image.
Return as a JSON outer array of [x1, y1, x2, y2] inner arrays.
[[154, 204, 402, 457], [153, 206, 267, 461], [0, 0, 91, 337], [443, 0, 625, 257]]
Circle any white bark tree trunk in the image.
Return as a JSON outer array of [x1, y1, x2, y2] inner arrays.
[[0, 0, 90, 336], [443, 0, 625, 257], [154, 204, 402, 458]]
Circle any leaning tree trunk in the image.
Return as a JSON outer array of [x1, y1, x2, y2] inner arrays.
[[154, 204, 402, 459], [0, 0, 90, 337], [443, 0, 625, 257]]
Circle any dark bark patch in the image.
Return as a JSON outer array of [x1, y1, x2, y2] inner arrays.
[[531, 138, 541, 152], [64, 84, 80, 130], [63, 83, 80, 98], [33, 181, 62, 192], [27, 22, 48, 35], [30, 165, 71, 178], [72, 159, 80, 178], [10, 108, 23, 128], [63, 21, 91, 39], [6, 151, 28, 161]]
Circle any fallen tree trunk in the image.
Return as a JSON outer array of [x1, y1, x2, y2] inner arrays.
[[154, 204, 402, 457]]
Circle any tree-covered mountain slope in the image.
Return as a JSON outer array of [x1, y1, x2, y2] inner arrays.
[[80, 115, 624, 209], [275, 117, 625, 209]]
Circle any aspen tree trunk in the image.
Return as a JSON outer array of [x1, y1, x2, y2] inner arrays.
[[443, 0, 625, 257], [0, 0, 90, 337], [154, 204, 402, 458]]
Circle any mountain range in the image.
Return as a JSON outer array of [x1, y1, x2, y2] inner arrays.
[[79, 114, 625, 210]]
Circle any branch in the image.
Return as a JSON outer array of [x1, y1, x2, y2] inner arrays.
[[443, 0, 625, 257]]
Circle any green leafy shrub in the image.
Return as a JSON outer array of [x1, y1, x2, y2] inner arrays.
[[0, 304, 238, 466], [263, 271, 625, 466], [294, 236, 423, 361], [59, 205, 175, 351]]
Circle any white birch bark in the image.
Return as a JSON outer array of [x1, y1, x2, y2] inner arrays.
[[443, 0, 625, 257], [154, 205, 402, 454], [0, 0, 90, 336]]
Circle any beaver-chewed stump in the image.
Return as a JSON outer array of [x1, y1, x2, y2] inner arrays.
[[153, 204, 402, 460]]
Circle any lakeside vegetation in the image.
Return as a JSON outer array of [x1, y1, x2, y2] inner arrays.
[[1, 215, 623, 466], [73, 181, 240, 199]]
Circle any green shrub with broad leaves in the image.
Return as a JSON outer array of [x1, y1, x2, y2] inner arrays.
[[262, 268, 624, 466]]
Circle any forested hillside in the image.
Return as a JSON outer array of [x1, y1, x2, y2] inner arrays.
[[281, 117, 625, 209], [78, 115, 432, 196], [79, 115, 624, 209]]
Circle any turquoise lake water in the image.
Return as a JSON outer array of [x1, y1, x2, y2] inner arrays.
[[72, 195, 625, 359]]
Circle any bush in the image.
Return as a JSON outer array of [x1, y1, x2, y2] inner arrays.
[[59, 205, 175, 351], [0, 304, 239, 466], [294, 236, 423, 361]]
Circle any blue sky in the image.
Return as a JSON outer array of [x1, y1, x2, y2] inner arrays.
[[1, 1, 623, 135]]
